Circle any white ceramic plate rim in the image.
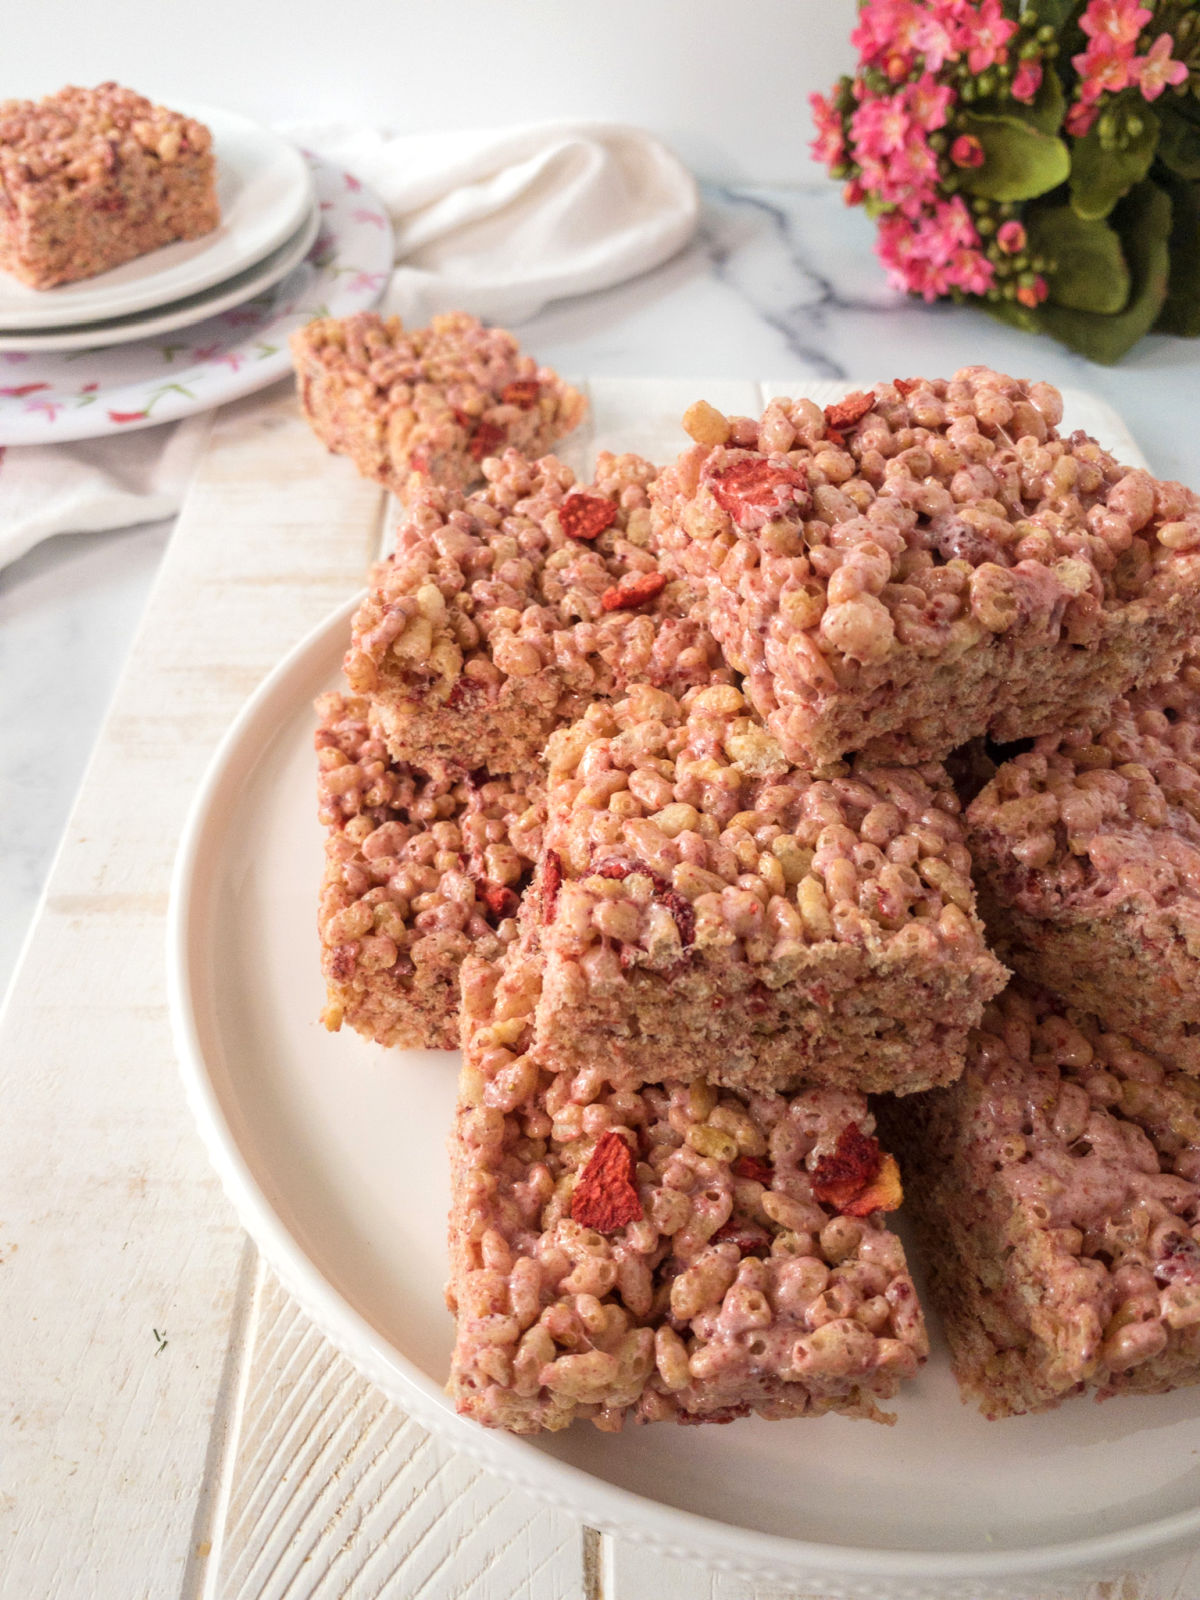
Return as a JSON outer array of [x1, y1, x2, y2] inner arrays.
[[0, 104, 313, 328], [0, 203, 320, 352], [167, 591, 1200, 1591]]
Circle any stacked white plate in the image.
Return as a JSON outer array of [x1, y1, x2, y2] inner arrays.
[[0, 109, 394, 445]]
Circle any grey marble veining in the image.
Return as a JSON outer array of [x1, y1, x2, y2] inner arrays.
[[4, 181, 1200, 1001]]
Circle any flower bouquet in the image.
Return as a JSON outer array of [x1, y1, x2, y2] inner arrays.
[[811, 0, 1200, 362]]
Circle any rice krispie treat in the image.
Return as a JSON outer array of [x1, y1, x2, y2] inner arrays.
[[346, 448, 728, 778], [316, 693, 543, 1049], [967, 662, 1200, 1074], [525, 680, 1006, 1094], [651, 369, 1200, 771], [880, 981, 1200, 1418], [448, 949, 927, 1433], [292, 311, 586, 496], [0, 84, 218, 289]]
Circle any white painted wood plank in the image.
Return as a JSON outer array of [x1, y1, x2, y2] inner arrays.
[[0, 388, 385, 1600], [214, 1262, 588, 1600]]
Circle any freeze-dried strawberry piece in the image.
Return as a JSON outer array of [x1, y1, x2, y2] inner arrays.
[[447, 676, 486, 708], [595, 858, 671, 895], [711, 1219, 772, 1256], [453, 409, 507, 462], [811, 1123, 902, 1216], [732, 1155, 774, 1184], [570, 1130, 643, 1232], [479, 881, 520, 919], [893, 377, 919, 396], [709, 458, 808, 528], [467, 420, 505, 462], [542, 849, 563, 922], [600, 571, 668, 612], [560, 492, 618, 542], [501, 379, 541, 409], [824, 391, 875, 433]]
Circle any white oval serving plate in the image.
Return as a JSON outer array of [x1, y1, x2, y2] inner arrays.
[[167, 592, 1200, 1600], [0, 104, 313, 329]]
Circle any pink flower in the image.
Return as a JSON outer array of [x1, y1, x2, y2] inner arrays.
[[810, 92, 847, 168], [1073, 35, 1137, 100], [851, 93, 914, 160], [1078, 0, 1152, 50], [1065, 99, 1100, 135], [843, 177, 867, 205], [904, 73, 954, 130], [1016, 275, 1049, 308], [958, 0, 1017, 74], [996, 220, 1027, 254], [1011, 58, 1044, 102], [950, 133, 985, 167], [1134, 34, 1189, 100], [876, 196, 994, 300]]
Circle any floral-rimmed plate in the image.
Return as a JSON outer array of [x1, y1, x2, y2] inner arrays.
[[0, 152, 392, 446]]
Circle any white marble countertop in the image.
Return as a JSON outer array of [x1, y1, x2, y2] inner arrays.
[[6, 181, 1199, 1000]]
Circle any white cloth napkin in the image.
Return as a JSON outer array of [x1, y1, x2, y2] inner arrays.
[[0, 121, 698, 570]]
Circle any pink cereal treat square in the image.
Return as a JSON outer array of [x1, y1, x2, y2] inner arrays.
[[315, 692, 543, 1049], [344, 448, 728, 778], [880, 980, 1200, 1418], [525, 680, 1006, 1095], [967, 659, 1200, 1074], [291, 310, 586, 496], [0, 84, 218, 289], [448, 947, 927, 1433], [651, 370, 1200, 771]]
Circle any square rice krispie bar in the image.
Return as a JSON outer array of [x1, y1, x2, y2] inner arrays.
[[651, 368, 1200, 771], [881, 981, 1200, 1418], [967, 661, 1200, 1074], [292, 311, 586, 496], [0, 84, 218, 289], [524, 679, 1006, 1095], [316, 692, 543, 1049], [448, 948, 926, 1433], [345, 448, 728, 778]]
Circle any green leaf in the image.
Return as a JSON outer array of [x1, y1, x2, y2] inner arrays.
[[1069, 111, 1159, 219], [982, 298, 1042, 336], [1026, 205, 1131, 313], [1029, 180, 1172, 362], [1158, 107, 1200, 180], [1156, 175, 1200, 336], [959, 113, 1071, 202], [1022, 0, 1082, 31]]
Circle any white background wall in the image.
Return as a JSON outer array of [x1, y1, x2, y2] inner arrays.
[[10, 0, 859, 184]]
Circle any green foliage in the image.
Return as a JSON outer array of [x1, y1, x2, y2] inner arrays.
[[958, 113, 1071, 202], [1030, 182, 1172, 361], [972, 72, 1065, 136], [1027, 205, 1131, 313], [1157, 176, 1200, 336], [1158, 107, 1200, 181], [1069, 110, 1159, 220]]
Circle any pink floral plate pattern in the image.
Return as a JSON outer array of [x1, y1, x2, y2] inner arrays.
[[0, 153, 392, 446]]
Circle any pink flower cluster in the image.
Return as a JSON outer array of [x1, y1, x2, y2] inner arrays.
[[810, 0, 1021, 301], [1068, 0, 1188, 135], [850, 0, 1017, 80]]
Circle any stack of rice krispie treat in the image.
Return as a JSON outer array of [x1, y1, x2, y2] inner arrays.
[[301, 336, 1200, 1432]]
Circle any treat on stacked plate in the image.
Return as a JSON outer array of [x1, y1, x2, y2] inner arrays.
[[297, 329, 1200, 1432], [0, 83, 317, 352]]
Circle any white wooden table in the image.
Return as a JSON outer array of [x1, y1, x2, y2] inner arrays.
[[6, 386, 1200, 1600]]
